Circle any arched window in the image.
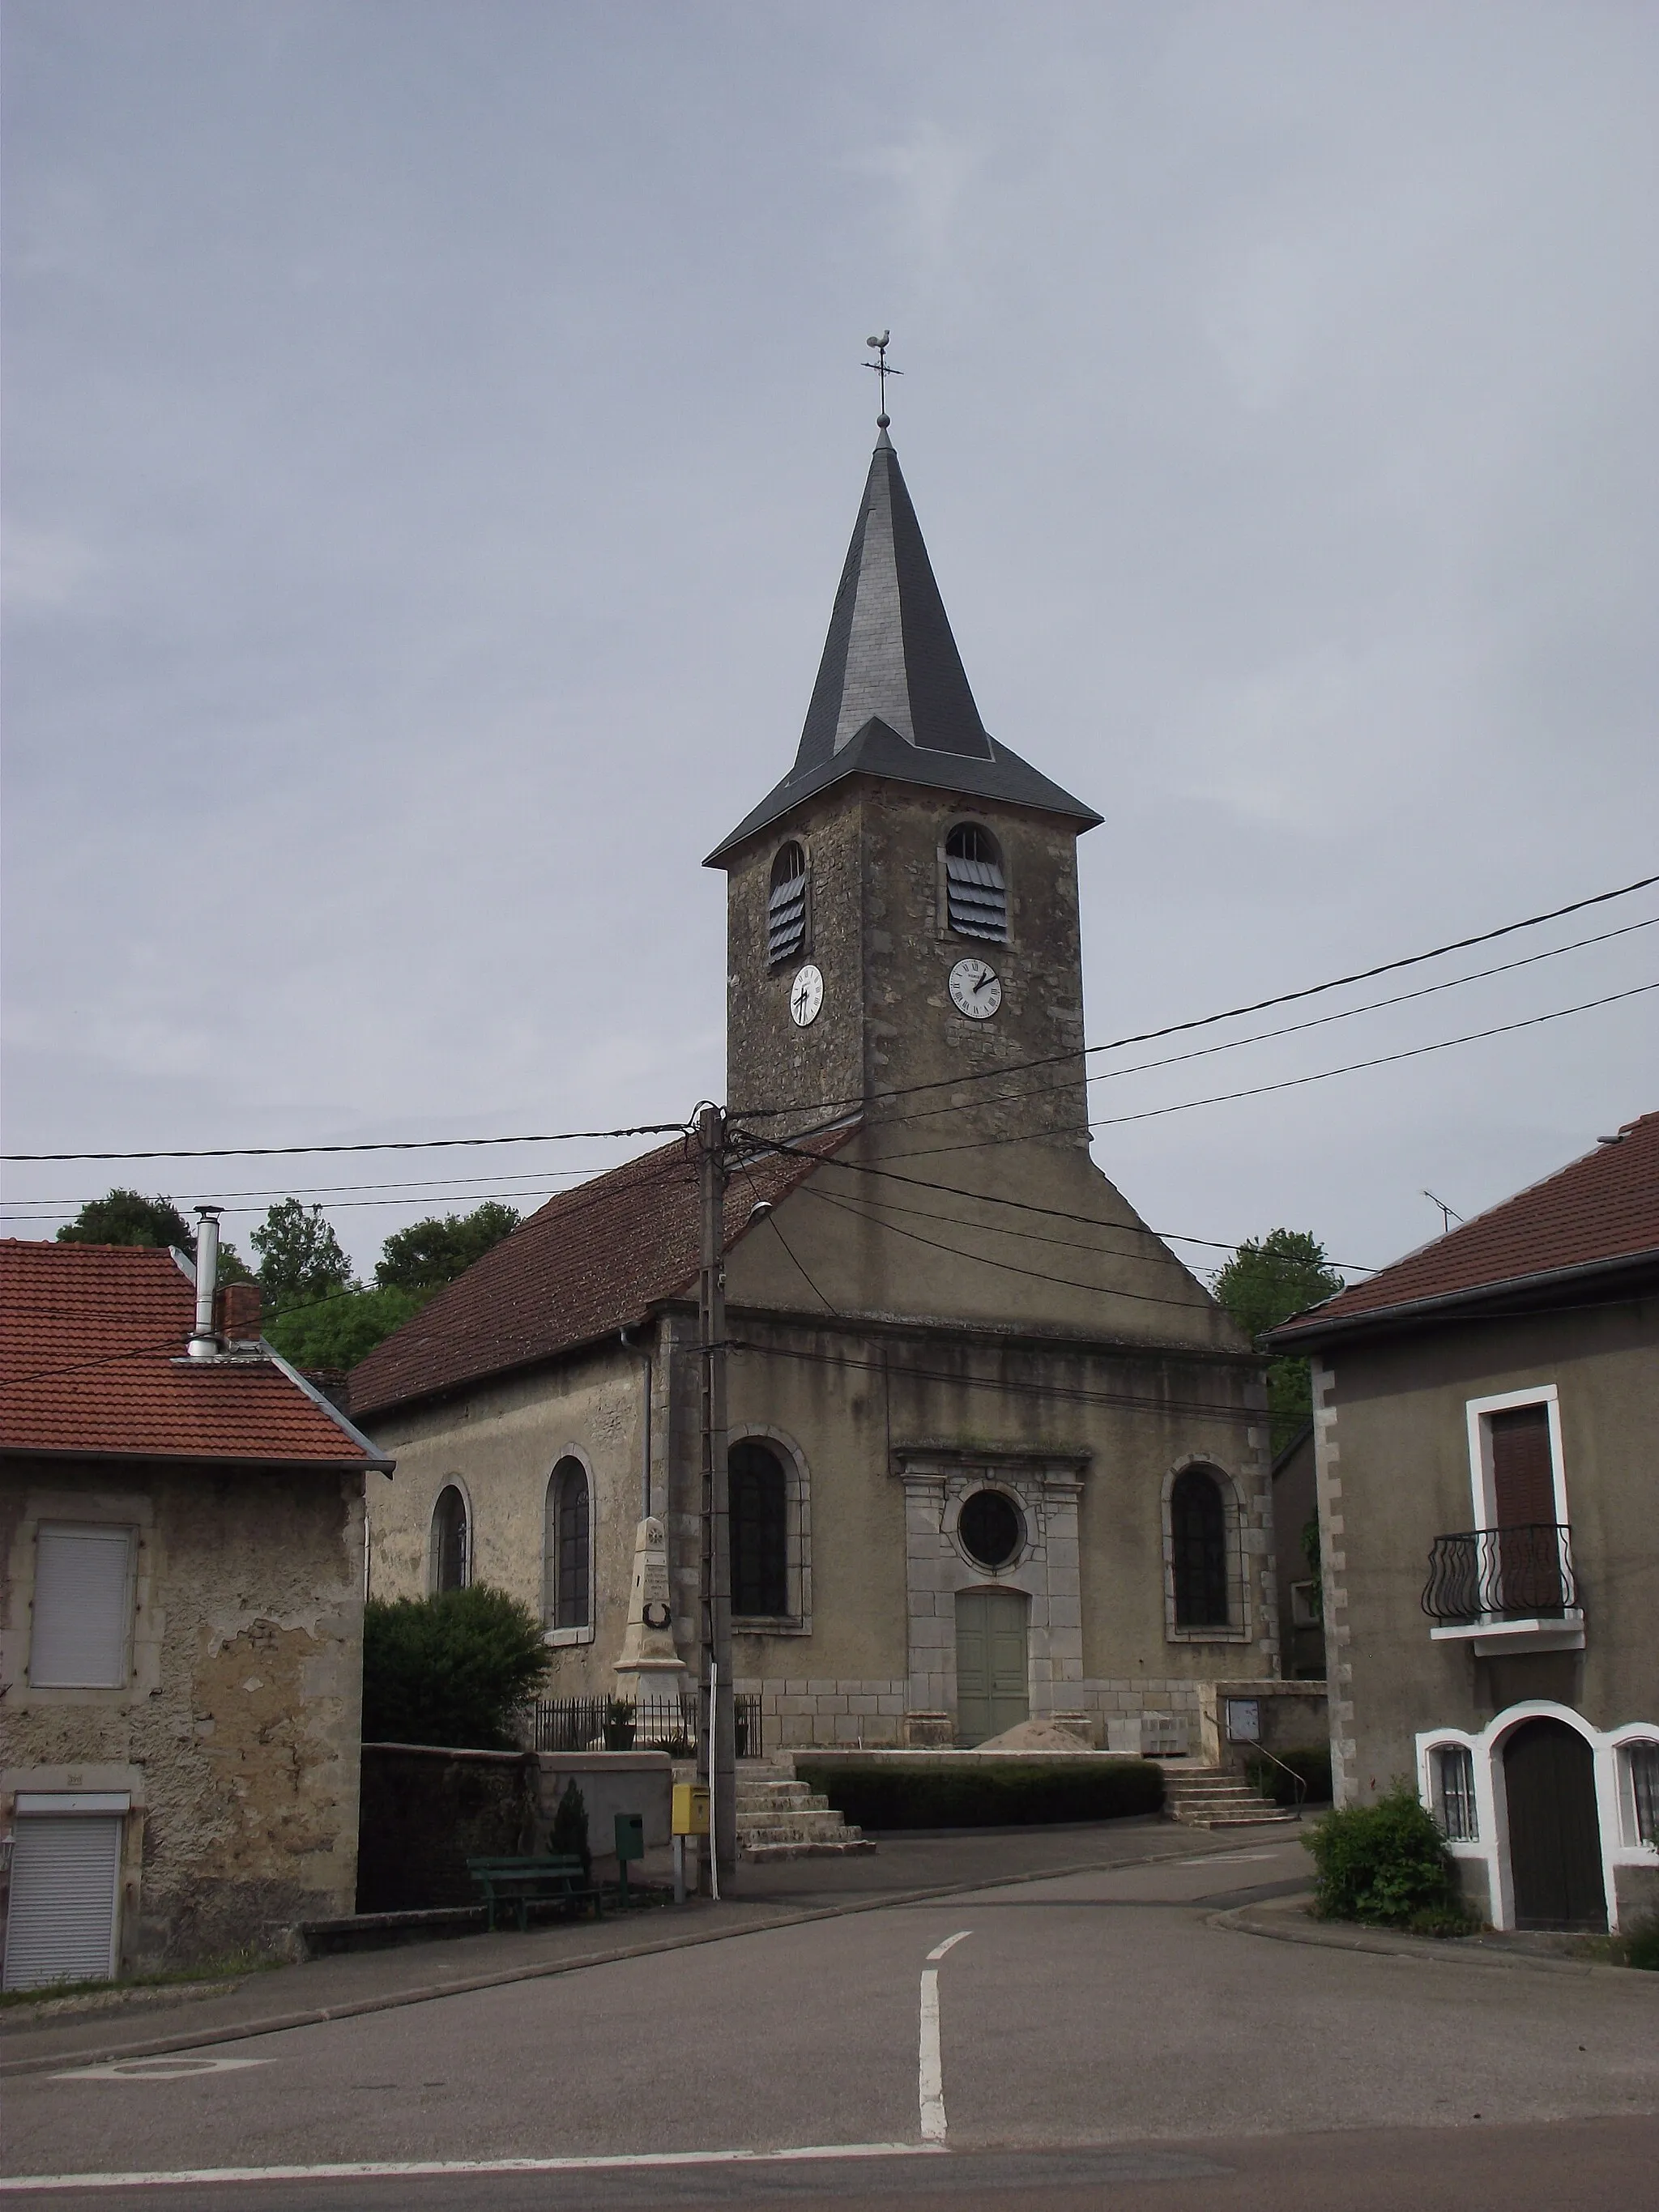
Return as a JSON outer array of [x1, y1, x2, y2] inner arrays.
[[767, 842, 808, 964], [729, 1439, 787, 1617], [431, 1484, 469, 1593], [547, 1458, 591, 1630], [1170, 1467, 1229, 1628], [945, 822, 1008, 942]]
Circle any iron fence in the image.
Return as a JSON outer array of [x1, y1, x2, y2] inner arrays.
[[532, 1690, 763, 1758], [1421, 1523, 1578, 1625]]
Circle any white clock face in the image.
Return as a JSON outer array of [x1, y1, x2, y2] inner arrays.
[[949, 957, 1002, 1019], [789, 964, 825, 1027]]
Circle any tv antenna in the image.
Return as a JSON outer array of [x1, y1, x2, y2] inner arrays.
[[1422, 1190, 1463, 1234], [864, 330, 902, 424]]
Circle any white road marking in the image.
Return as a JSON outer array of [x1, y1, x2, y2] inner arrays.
[[0, 2145, 941, 2193], [919, 1929, 974, 2144], [1170, 1852, 1281, 1865], [49, 2056, 272, 2082]]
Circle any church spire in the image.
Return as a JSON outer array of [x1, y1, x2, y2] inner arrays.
[[706, 425, 1099, 866]]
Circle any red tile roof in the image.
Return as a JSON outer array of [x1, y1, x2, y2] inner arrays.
[[1271, 1110, 1659, 1344], [348, 1128, 851, 1420], [0, 1240, 390, 1467]]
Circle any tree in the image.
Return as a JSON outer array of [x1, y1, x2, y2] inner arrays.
[[55, 1188, 254, 1281], [1213, 1229, 1345, 1455], [251, 1199, 354, 1313], [263, 1285, 421, 1372], [58, 1189, 194, 1251], [360, 1584, 553, 1750], [375, 1203, 520, 1298]]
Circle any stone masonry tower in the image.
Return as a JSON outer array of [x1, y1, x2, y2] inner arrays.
[[706, 425, 1103, 1149]]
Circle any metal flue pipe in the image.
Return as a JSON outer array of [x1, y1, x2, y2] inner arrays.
[[188, 1205, 224, 1359]]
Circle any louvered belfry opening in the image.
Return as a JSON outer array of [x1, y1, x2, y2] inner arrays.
[[767, 841, 808, 964], [945, 822, 1008, 941]]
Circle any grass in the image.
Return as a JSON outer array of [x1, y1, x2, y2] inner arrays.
[[0, 1944, 279, 2010]]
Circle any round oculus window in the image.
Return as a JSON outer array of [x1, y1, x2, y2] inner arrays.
[[957, 1489, 1022, 1571]]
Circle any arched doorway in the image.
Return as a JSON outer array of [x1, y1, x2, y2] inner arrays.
[[1503, 1716, 1605, 1929], [955, 1587, 1028, 1745]]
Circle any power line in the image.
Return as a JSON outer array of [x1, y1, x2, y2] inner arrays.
[[730, 872, 1659, 1121], [812, 979, 1658, 1169], [2, 1119, 690, 1167], [733, 1158, 840, 1315], [826, 914, 1659, 1139], [730, 1133, 1376, 1272]]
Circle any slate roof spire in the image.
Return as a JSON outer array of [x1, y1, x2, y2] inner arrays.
[[706, 430, 1100, 866]]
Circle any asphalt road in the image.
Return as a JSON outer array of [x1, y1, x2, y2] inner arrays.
[[5, 1837, 1656, 2210]]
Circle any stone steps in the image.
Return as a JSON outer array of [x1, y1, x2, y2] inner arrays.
[[731, 1766, 876, 1860], [1161, 1765, 1300, 1829]]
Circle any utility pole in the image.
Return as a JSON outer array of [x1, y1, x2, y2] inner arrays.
[[696, 1102, 737, 1891]]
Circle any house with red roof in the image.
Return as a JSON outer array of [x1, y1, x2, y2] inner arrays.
[[348, 424, 1298, 1795], [1, 1227, 392, 1989], [1269, 1111, 1659, 1933]]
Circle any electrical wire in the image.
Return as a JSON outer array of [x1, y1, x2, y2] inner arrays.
[[729, 872, 1659, 1122], [2, 1118, 690, 1167], [734, 1157, 840, 1315]]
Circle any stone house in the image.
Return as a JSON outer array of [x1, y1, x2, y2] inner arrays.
[[350, 422, 1282, 1755], [0, 1233, 391, 1988], [1269, 1111, 1659, 1931]]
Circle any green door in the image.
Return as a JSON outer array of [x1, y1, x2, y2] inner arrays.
[[955, 1587, 1029, 1745]]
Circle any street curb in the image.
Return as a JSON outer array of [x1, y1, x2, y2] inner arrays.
[[1210, 1893, 1659, 1982], [0, 1832, 1241, 2078]]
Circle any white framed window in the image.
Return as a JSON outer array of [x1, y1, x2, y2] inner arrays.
[[1290, 1580, 1320, 1628], [544, 1455, 595, 1643], [1620, 1740, 1659, 1849], [28, 1524, 136, 1689], [1431, 1741, 1478, 1841]]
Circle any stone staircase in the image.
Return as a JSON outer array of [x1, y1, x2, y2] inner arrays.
[[734, 1760, 876, 1862], [1160, 1762, 1300, 1829]]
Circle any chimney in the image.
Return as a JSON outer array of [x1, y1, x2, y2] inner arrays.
[[187, 1205, 224, 1359], [219, 1281, 262, 1344]]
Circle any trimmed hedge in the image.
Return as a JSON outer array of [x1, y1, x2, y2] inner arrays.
[[795, 1758, 1164, 1831], [1246, 1746, 1333, 1807]]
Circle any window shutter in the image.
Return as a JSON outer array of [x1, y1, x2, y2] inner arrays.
[[767, 859, 808, 963], [945, 852, 1008, 940], [2, 1814, 123, 1989], [29, 1525, 134, 1688], [1490, 1405, 1555, 1525]]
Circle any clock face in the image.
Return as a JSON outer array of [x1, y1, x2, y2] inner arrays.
[[949, 957, 1001, 1019], [789, 963, 825, 1027]]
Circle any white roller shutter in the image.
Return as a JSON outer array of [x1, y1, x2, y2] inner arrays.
[[2, 1815, 123, 1989], [29, 1524, 135, 1687]]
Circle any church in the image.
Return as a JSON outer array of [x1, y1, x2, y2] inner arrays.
[[349, 414, 1281, 1752]]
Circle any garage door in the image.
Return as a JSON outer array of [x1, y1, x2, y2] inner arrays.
[[3, 1813, 123, 1990]]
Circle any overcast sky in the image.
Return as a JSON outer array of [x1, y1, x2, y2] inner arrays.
[[4, 1, 1656, 1285]]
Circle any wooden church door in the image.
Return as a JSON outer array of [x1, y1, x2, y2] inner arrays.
[[1503, 1717, 1605, 1929], [955, 1588, 1029, 1745]]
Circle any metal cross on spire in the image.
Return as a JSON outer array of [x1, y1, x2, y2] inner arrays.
[[864, 330, 902, 426]]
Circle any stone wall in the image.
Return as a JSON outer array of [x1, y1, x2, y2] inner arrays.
[[1, 1456, 365, 1972]]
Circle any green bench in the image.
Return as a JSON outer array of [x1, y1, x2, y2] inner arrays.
[[465, 1853, 603, 1932]]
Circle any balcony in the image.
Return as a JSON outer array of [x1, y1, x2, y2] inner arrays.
[[1421, 1523, 1584, 1653]]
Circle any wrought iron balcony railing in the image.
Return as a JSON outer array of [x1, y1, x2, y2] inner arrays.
[[1421, 1522, 1579, 1626]]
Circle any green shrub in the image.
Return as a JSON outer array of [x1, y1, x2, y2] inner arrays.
[[361, 1584, 552, 1750], [1614, 1911, 1659, 1971], [1303, 1784, 1463, 1925], [1246, 1747, 1333, 1807], [794, 1758, 1163, 1831], [549, 1779, 591, 1878]]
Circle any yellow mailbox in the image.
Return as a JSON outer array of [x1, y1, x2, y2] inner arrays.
[[672, 1782, 710, 1837]]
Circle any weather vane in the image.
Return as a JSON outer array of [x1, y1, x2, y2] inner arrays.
[[864, 330, 902, 425]]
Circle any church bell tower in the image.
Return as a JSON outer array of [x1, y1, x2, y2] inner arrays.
[[706, 420, 1102, 1149]]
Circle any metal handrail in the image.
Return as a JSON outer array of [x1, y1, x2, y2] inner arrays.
[[1421, 1522, 1578, 1626], [1245, 1741, 1309, 1818]]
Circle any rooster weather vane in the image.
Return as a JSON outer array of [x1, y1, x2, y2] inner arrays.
[[864, 330, 902, 425]]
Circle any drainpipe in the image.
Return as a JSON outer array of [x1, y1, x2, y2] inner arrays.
[[619, 1328, 652, 1519], [188, 1205, 224, 1359]]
